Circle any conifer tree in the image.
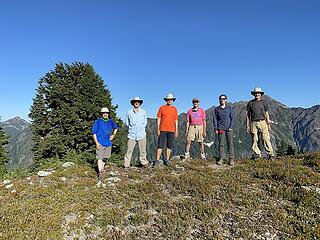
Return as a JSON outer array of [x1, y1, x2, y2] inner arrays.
[[0, 123, 9, 177], [29, 62, 125, 167]]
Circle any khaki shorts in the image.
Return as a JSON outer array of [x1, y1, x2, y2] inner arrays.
[[187, 125, 204, 142], [96, 146, 112, 160]]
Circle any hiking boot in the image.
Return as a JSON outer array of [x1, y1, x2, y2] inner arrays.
[[152, 160, 161, 168], [163, 159, 170, 167], [200, 153, 206, 160], [267, 154, 276, 161], [251, 154, 262, 160], [185, 152, 190, 161], [123, 166, 130, 172], [229, 159, 235, 166], [217, 159, 223, 165]]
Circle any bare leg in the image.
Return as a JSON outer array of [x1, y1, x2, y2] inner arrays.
[[166, 148, 172, 160], [156, 148, 162, 161]]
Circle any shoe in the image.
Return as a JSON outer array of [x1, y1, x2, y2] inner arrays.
[[229, 159, 235, 166], [185, 152, 190, 161], [98, 170, 106, 181], [123, 166, 130, 172], [251, 154, 262, 160], [136, 162, 149, 168], [152, 160, 161, 168], [217, 159, 223, 165], [163, 159, 170, 166], [200, 153, 206, 160], [267, 154, 276, 160]]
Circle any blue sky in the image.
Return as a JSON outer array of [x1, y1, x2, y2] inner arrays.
[[0, 0, 319, 121]]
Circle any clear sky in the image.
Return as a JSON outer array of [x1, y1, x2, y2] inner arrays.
[[0, 0, 319, 121]]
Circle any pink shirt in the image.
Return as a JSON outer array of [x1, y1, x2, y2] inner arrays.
[[186, 108, 206, 126]]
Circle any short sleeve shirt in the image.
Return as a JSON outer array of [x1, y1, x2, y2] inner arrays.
[[186, 108, 206, 126], [246, 99, 269, 121], [157, 105, 178, 132]]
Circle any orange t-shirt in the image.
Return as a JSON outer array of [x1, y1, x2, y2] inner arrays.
[[157, 105, 178, 132]]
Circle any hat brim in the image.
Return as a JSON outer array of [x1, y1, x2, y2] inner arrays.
[[164, 98, 176, 102], [251, 91, 264, 96], [101, 111, 110, 113], [130, 100, 143, 106]]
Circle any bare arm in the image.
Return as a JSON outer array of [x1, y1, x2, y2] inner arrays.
[[93, 134, 101, 149], [246, 112, 251, 133], [157, 117, 161, 136], [186, 121, 190, 136], [203, 120, 207, 138], [175, 120, 178, 137]]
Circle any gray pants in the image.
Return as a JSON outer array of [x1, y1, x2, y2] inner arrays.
[[124, 137, 148, 167], [218, 130, 235, 160]]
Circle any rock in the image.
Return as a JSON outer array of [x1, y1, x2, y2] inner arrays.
[[27, 177, 31, 181], [62, 162, 75, 168], [107, 177, 121, 183], [60, 177, 67, 182], [109, 171, 118, 177], [37, 171, 52, 177], [170, 155, 184, 161], [11, 189, 17, 193], [302, 186, 320, 194], [5, 184, 14, 189], [2, 180, 11, 185]]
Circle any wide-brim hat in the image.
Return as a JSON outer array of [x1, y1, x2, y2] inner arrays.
[[251, 87, 264, 96], [100, 107, 110, 113], [130, 96, 143, 106], [163, 93, 176, 101]]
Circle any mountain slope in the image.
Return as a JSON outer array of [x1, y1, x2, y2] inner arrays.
[[1, 154, 319, 239], [0, 117, 33, 169]]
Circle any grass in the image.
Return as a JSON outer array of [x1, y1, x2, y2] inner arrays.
[[0, 153, 320, 239]]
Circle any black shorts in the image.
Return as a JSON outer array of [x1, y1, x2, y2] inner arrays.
[[158, 131, 175, 149]]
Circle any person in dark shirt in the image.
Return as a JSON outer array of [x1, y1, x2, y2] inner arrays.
[[213, 94, 235, 165], [246, 87, 275, 159]]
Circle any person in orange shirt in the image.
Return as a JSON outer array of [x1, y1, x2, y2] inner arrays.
[[153, 93, 179, 167]]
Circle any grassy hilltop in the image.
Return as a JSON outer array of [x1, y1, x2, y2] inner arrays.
[[1, 154, 320, 239]]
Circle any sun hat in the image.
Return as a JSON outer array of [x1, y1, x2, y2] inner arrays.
[[100, 107, 110, 113], [130, 96, 143, 106], [251, 87, 264, 96], [163, 93, 176, 101]]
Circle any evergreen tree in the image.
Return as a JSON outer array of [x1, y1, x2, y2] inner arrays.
[[286, 145, 296, 156], [276, 140, 287, 157], [29, 62, 125, 167], [0, 123, 9, 177]]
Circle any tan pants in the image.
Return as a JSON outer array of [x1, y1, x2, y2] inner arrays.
[[124, 137, 148, 167], [187, 125, 204, 142], [251, 120, 274, 156]]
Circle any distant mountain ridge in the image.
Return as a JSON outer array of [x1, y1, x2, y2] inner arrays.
[[1, 96, 319, 169], [0, 117, 33, 169]]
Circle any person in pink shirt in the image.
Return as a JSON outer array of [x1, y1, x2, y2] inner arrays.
[[185, 98, 207, 160]]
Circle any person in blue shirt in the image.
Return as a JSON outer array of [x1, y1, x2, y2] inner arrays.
[[213, 94, 235, 166], [124, 97, 148, 170], [92, 107, 118, 179]]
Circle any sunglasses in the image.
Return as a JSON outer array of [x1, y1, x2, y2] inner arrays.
[[219, 98, 226, 100], [192, 101, 199, 103]]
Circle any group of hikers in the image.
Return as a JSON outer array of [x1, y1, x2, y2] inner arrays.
[[92, 87, 276, 179]]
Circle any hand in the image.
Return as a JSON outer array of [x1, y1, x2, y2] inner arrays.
[[185, 130, 188, 137], [246, 126, 251, 134], [215, 130, 219, 134], [203, 132, 207, 138], [157, 129, 160, 136], [228, 128, 232, 131], [175, 131, 178, 138], [110, 134, 115, 141], [96, 143, 102, 150]]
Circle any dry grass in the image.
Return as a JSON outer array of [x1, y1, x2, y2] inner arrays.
[[0, 153, 320, 239]]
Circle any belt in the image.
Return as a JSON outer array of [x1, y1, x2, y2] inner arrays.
[[190, 125, 202, 128], [253, 119, 265, 122]]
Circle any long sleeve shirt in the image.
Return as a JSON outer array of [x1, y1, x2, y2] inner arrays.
[[213, 105, 235, 131], [125, 108, 147, 140]]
